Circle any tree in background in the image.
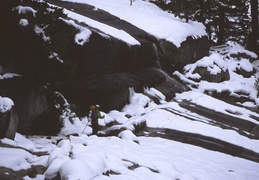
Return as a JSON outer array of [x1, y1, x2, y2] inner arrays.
[[151, 0, 255, 54], [248, 0, 259, 55]]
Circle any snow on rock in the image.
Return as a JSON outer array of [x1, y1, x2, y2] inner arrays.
[[19, 18, 29, 26], [175, 41, 259, 107], [184, 53, 227, 77], [106, 110, 129, 124], [0, 96, 14, 113], [122, 88, 152, 116], [62, 9, 140, 46], [237, 58, 254, 72], [144, 87, 166, 104], [45, 139, 73, 179], [59, 116, 92, 136], [0, 73, 22, 79], [175, 91, 259, 125], [72, 152, 108, 177], [57, 139, 72, 155], [0, 147, 33, 171], [34, 25, 51, 42], [15, 5, 37, 17], [62, 0, 206, 47], [45, 156, 70, 179], [69, 134, 89, 145], [226, 41, 258, 59], [252, 60, 259, 73], [118, 130, 139, 143], [75, 29, 92, 45], [59, 159, 96, 180], [62, 18, 92, 46]]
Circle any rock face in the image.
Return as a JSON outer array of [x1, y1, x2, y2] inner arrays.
[[0, 78, 63, 135], [159, 36, 210, 72], [0, 108, 19, 140], [194, 67, 230, 83], [0, 0, 209, 135]]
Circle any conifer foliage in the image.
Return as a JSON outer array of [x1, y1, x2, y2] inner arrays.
[[151, 0, 258, 54]]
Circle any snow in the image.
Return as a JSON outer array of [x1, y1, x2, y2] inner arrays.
[[0, 148, 33, 171], [174, 41, 259, 108], [0, 73, 22, 79], [122, 88, 152, 116], [61, 9, 140, 46], [1, 84, 259, 179], [48, 52, 64, 63], [15, 5, 37, 17], [0, 96, 14, 113], [74, 29, 92, 45], [184, 53, 228, 77], [238, 58, 254, 72], [118, 130, 139, 143], [34, 25, 51, 42], [60, 0, 206, 47], [59, 159, 96, 180], [3, 76, 259, 179], [19, 19, 29, 26], [62, 18, 92, 46], [2, 132, 258, 180]]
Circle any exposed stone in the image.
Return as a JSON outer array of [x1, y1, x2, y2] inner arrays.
[[0, 78, 63, 135], [251, 125, 259, 139], [159, 36, 210, 71], [235, 67, 255, 78], [0, 0, 208, 135], [0, 108, 19, 140], [194, 66, 230, 82], [60, 67, 189, 114]]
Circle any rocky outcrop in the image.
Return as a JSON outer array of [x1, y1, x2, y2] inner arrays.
[[0, 78, 63, 135], [193, 66, 230, 83], [0, 0, 208, 135], [159, 36, 210, 71], [0, 108, 19, 140], [60, 67, 189, 114]]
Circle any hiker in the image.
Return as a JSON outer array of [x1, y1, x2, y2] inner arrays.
[[89, 104, 105, 135]]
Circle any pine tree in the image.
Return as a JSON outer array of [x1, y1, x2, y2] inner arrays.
[[151, 0, 251, 46]]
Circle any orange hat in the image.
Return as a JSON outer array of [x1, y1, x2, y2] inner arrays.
[[90, 105, 95, 110]]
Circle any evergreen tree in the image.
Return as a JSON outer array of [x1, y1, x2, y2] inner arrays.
[[151, 0, 252, 47]]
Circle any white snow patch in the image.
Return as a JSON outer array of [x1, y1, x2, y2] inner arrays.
[[75, 29, 92, 45], [15, 5, 37, 17], [62, 9, 140, 46], [19, 18, 29, 26], [59, 159, 96, 180], [0, 73, 22, 80], [0, 97, 14, 113], [0, 147, 33, 171]]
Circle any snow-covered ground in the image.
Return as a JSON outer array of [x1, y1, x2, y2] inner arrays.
[[1, 0, 259, 180], [1, 130, 259, 180], [1, 42, 259, 179]]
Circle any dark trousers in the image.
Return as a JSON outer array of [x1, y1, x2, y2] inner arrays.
[[92, 120, 99, 135]]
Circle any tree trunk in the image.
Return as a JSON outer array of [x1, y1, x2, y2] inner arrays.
[[217, 7, 225, 44], [249, 0, 259, 54]]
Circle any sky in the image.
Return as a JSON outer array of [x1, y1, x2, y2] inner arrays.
[[1, 0, 259, 180]]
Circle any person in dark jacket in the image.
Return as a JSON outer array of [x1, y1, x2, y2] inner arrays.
[[89, 104, 104, 135]]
